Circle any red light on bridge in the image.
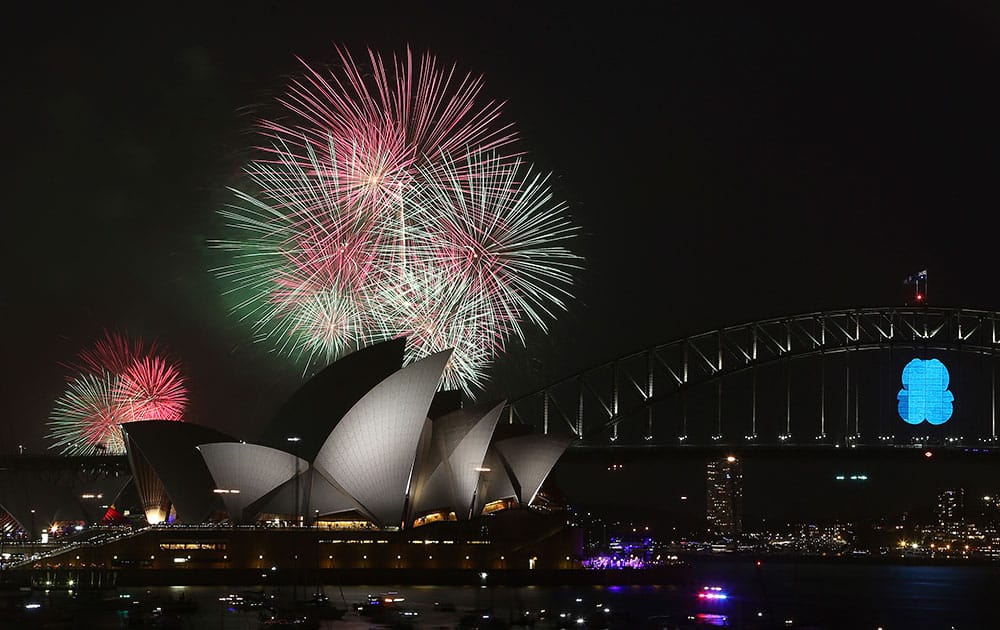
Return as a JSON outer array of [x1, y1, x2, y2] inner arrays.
[[924, 451, 933, 458], [916, 293, 924, 302]]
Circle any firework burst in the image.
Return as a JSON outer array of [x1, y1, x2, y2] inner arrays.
[[46, 332, 188, 456], [260, 45, 519, 215], [49, 373, 124, 455], [216, 141, 393, 362], [375, 263, 504, 395], [407, 149, 581, 342], [216, 45, 581, 394]]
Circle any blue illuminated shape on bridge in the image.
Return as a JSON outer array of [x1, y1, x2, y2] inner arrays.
[[898, 358, 954, 425]]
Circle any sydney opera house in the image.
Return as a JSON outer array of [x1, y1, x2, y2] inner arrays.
[[1, 339, 581, 576]]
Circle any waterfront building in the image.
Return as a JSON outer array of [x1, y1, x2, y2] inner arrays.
[[706, 456, 742, 538], [937, 489, 965, 528]]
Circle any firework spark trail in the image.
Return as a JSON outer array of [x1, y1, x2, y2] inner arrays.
[[373, 262, 503, 395], [215, 45, 581, 393], [49, 373, 124, 456], [46, 332, 188, 455], [282, 283, 369, 366], [260, 46, 519, 215], [408, 149, 581, 342], [118, 356, 188, 421], [216, 141, 397, 362], [75, 331, 143, 376]]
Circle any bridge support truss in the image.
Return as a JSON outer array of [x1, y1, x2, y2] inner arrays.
[[504, 307, 1000, 449]]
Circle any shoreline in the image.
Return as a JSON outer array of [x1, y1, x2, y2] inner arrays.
[[679, 551, 1000, 567], [0, 566, 693, 588], [4, 553, 999, 589]]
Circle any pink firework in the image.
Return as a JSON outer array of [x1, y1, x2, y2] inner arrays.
[[216, 45, 581, 393], [259, 45, 519, 215], [280, 208, 385, 294], [47, 331, 188, 456], [118, 356, 188, 422], [408, 150, 581, 342], [75, 330, 143, 376]]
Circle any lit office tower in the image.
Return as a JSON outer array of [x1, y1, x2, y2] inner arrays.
[[937, 489, 965, 527], [706, 456, 743, 537]]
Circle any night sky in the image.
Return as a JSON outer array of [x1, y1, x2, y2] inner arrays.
[[6, 4, 1000, 520]]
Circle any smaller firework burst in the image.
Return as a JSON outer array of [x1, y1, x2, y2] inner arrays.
[[46, 331, 188, 456], [407, 148, 582, 342]]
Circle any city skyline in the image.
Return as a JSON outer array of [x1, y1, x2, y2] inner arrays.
[[5, 5, 1000, 534]]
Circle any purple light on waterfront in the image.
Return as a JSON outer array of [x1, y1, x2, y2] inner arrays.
[[582, 555, 645, 570]]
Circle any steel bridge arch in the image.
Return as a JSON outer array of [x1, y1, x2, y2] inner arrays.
[[503, 306, 1000, 444]]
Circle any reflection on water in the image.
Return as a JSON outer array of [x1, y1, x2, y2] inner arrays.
[[6, 561, 1000, 628]]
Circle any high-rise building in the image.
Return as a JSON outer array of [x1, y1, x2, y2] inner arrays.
[[706, 455, 743, 537], [937, 488, 965, 528]]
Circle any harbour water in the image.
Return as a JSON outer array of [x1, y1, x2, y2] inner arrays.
[[3, 560, 998, 628]]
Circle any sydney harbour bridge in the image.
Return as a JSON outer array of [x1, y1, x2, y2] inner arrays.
[[504, 306, 1000, 454], [5, 306, 999, 478]]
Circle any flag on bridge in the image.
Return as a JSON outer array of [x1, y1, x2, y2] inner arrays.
[[903, 269, 928, 285], [902, 269, 928, 305]]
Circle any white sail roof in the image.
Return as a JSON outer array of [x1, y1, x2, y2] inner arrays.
[[412, 401, 505, 519], [494, 434, 573, 505], [197, 442, 308, 523], [308, 469, 362, 517], [312, 350, 451, 528], [473, 446, 519, 516], [251, 470, 310, 519], [258, 338, 406, 461]]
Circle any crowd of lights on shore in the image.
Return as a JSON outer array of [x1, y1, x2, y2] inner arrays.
[[214, 46, 580, 394], [580, 554, 646, 570], [45, 331, 187, 455]]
